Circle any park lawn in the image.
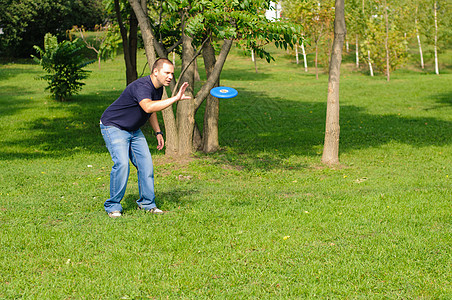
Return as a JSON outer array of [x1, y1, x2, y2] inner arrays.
[[0, 46, 451, 299]]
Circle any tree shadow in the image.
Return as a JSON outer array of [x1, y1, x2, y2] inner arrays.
[[210, 88, 452, 171], [430, 91, 452, 107], [0, 64, 42, 81], [0, 90, 122, 160], [0, 87, 34, 118], [218, 67, 271, 82], [1, 77, 451, 174]]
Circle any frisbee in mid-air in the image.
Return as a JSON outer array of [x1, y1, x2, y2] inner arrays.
[[210, 86, 238, 99]]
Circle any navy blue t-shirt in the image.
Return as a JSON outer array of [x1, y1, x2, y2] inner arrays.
[[100, 76, 163, 131]]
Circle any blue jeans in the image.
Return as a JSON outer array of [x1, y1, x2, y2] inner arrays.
[[100, 124, 156, 213]]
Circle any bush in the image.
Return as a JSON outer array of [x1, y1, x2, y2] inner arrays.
[[32, 33, 95, 101]]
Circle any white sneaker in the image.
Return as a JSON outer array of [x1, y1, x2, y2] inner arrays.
[[108, 211, 122, 218], [148, 207, 165, 214]]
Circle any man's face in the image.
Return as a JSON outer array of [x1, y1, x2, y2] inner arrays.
[[153, 62, 174, 87]]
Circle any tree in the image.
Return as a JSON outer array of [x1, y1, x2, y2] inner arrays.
[[32, 33, 94, 101], [322, 0, 346, 165], [129, 0, 302, 156]]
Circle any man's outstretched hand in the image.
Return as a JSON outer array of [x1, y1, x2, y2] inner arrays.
[[177, 82, 191, 101]]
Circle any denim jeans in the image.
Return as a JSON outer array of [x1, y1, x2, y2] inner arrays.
[[100, 123, 156, 213]]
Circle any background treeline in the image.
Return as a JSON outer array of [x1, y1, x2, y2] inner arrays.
[[1, 0, 450, 75], [282, 0, 451, 75], [0, 0, 105, 57]]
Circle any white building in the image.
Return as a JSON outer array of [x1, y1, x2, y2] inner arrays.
[[265, 1, 282, 21]]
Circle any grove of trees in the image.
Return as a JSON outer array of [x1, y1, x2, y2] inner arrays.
[[1, 0, 450, 160], [282, 0, 451, 77]]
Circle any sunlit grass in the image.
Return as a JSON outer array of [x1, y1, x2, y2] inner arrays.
[[0, 45, 451, 298]]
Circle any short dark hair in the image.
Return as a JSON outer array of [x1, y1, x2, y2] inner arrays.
[[152, 58, 173, 72]]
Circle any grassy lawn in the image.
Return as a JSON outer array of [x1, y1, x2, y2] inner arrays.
[[0, 45, 451, 298]]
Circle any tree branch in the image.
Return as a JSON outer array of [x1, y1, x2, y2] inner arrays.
[[171, 36, 210, 96], [194, 39, 233, 109]]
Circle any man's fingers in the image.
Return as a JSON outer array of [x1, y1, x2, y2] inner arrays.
[[180, 82, 189, 93]]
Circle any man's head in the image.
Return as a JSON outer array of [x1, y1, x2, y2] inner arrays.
[[151, 58, 174, 88]]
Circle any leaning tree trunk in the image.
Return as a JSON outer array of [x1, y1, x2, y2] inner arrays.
[[322, 0, 346, 165]]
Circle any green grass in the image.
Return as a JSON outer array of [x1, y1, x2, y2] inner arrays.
[[0, 45, 451, 299]]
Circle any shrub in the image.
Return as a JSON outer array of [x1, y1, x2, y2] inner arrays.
[[32, 33, 94, 101]]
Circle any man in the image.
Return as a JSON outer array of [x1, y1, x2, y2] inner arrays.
[[100, 58, 190, 218]]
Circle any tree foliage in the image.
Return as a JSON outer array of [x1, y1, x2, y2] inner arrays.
[[0, 0, 105, 58]]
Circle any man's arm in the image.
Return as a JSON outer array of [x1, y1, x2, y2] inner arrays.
[[149, 113, 164, 150], [139, 82, 190, 113]]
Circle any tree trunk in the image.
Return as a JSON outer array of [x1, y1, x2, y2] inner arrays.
[[415, 11, 424, 70], [176, 34, 196, 156], [251, 49, 258, 73], [115, 0, 136, 85], [128, 0, 182, 157], [194, 58, 201, 82], [434, 1, 439, 75], [301, 40, 308, 72], [201, 38, 220, 153], [384, 0, 390, 82], [295, 43, 299, 64], [128, 8, 139, 82], [322, 0, 346, 165], [129, 0, 233, 157], [355, 34, 359, 68], [315, 41, 319, 80], [128, 0, 167, 59], [368, 50, 374, 76]]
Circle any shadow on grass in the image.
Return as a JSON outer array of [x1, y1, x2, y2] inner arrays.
[[219, 67, 272, 82], [0, 90, 120, 160], [0, 63, 42, 81], [1, 83, 451, 172], [432, 91, 452, 107], [122, 187, 198, 212], [210, 88, 452, 170]]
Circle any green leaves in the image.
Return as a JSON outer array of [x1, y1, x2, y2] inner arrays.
[[32, 33, 94, 101], [148, 0, 302, 62]]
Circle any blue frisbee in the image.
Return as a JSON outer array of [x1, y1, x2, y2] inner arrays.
[[210, 86, 238, 99]]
